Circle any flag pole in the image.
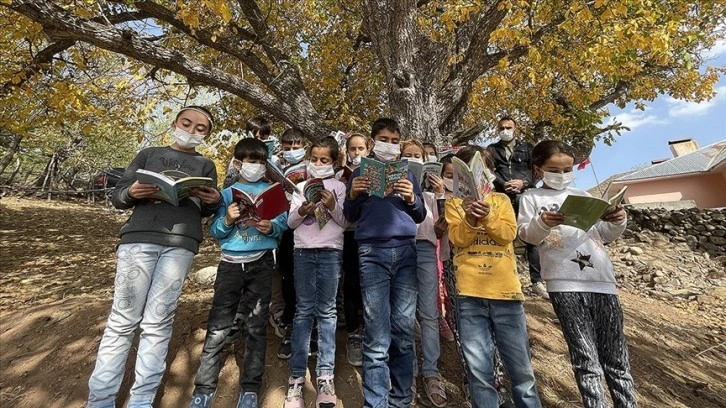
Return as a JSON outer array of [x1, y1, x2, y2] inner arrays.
[[589, 160, 603, 196]]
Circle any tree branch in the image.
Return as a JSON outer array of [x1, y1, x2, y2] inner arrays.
[[3, 0, 333, 137]]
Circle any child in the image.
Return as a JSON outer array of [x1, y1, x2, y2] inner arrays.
[[283, 137, 349, 408], [88, 106, 222, 408], [223, 116, 274, 189], [445, 146, 541, 408], [188, 138, 288, 408], [336, 132, 369, 367], [400, 139, 448, 407], [423, 142, 438, 163], [273, 128, 310, 360], [517, 140, 636, 408], [344, 118, 426, 407]]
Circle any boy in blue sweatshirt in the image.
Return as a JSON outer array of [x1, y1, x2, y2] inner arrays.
[[344, 118, 426, 408], [189, 138, 288, 408]]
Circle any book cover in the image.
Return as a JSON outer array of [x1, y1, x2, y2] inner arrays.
[[231, 182, 289, 226], [421, 162, 443, 192], [360, 157, 408, 198], [559, 186, 628, 231], [135, 169, 213, 206], [451, 152, 495, 200]]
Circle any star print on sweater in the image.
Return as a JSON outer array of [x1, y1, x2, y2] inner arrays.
[[570, 251, 594, 270]]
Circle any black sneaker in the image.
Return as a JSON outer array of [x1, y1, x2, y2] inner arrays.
[[278, 326, 292, 359]]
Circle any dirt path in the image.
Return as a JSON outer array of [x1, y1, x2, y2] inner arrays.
[[1, 197, 724, 407]]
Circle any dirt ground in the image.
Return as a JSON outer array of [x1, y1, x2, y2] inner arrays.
[[1, 197, 724, 408]]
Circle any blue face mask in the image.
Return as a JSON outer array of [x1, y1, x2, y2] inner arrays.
[[283, 148, 306, 164]]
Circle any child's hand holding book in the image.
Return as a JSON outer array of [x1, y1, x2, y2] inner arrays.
[[225, 203, 241, 226], [128, 181, 160, 199], [349, 176, 371, 199], [319, 190, 336, 210], [298, 201, 317, 216], [191, 186, 221, 204], [464, 198, 490, 226], [393, 179, 416, 204], [601, 205, 626, 223], [256, 219, 273, 235], [540, 211, 565, 228]]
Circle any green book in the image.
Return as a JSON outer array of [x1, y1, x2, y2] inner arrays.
[[559, 186, 628, 231], [360, 157, 408, 198]]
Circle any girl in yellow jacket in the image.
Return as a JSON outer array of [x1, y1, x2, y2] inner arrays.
[[445, 146, 541, 408]]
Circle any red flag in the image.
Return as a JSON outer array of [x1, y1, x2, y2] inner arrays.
[[577, 157, 591, 170]]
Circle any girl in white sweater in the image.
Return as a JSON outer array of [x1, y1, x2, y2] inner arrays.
[[517, 140, 637, 408]]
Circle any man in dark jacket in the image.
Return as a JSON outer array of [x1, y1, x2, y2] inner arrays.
[[487, 116, 549, 299]]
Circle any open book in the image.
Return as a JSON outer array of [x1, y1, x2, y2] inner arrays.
[[135, 169, 214, 206], [451, 152, 495, 200], [231, 182, 289, 227], [559, 186, 628, 231], [265, 161, 302, 195], [407, 161, 443, 192], [302, 178, 332, 229], [360, 157, 408, 198]]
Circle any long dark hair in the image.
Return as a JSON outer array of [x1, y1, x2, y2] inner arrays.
[[531, 140, 575, 168]]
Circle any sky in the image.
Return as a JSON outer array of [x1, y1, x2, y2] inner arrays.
[[571, 41, 726, 192]]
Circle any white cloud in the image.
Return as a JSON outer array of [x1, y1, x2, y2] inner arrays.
[[666, 85, 726, 118], [703, 38, 726, 59], [609, 107, 668, 130]]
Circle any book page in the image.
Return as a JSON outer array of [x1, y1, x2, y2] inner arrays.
[[304, 178, 325, 204], [421, 162, 443, 192]]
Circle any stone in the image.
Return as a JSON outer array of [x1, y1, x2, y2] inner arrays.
[[629, 247, 644, 256], [710, 287, 726, 299], [708, 236, 726, 246], [191, 266, 218, 285]]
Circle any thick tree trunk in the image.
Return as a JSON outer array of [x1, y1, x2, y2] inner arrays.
[[0, 134, 23, 175]]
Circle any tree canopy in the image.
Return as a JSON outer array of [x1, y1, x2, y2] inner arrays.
[[1, 0, 724, 169]]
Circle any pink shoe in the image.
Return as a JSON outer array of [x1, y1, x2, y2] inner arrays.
[[283, 376, 304, 408], [316, 375, 337, 408], [439, 318, 455, 342]]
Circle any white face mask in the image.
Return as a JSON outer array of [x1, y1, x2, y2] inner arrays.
[[239, 162, 266, 182], [427, 154, 438, 163], [541, 171, 574, 190], [307, 163, 335, 179], [174, 127, 205, 149], [372, 141, 401, 162], [283, 148, 306, 164], [499, 128, 515, 142], [405, 157, 424, 165], [443, 178, 454, 192], [350, 155, 362, 166]]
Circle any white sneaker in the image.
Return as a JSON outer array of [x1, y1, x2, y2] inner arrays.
[[532, 281, 550, 300]]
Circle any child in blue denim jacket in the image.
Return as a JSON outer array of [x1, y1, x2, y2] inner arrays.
[[189, 138, 288, 408], [344, 118, 426, 408]]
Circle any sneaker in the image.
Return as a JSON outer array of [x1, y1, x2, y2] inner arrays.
[[236, 392, 257, 408], [269, 311, 287, 338], [188, 392, 214, 408], [316, 375, 337, 408], [439, 318, 455, 342], [532, 281, 550, 300], [278, 326, 292, 359], [283, 377, 305, 408], [345, 330, 363, 367]]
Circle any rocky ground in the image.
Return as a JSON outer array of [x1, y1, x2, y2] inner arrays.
[[1, 197, 724, 407]]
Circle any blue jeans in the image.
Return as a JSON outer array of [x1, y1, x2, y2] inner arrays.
[[289, 248, 342, 378], [414, 240, 441, 378], [457, 297, 541, 408], [359, 243, 418, 408], [88, 243, 194, 408]]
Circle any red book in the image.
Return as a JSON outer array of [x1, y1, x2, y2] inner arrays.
[[231, 182, 289, 226]]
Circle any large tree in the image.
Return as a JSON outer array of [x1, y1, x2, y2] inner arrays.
[[2, 0, 724, 152]]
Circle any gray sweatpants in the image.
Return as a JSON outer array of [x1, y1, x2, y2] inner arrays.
[[550, 292, 638, 408]]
